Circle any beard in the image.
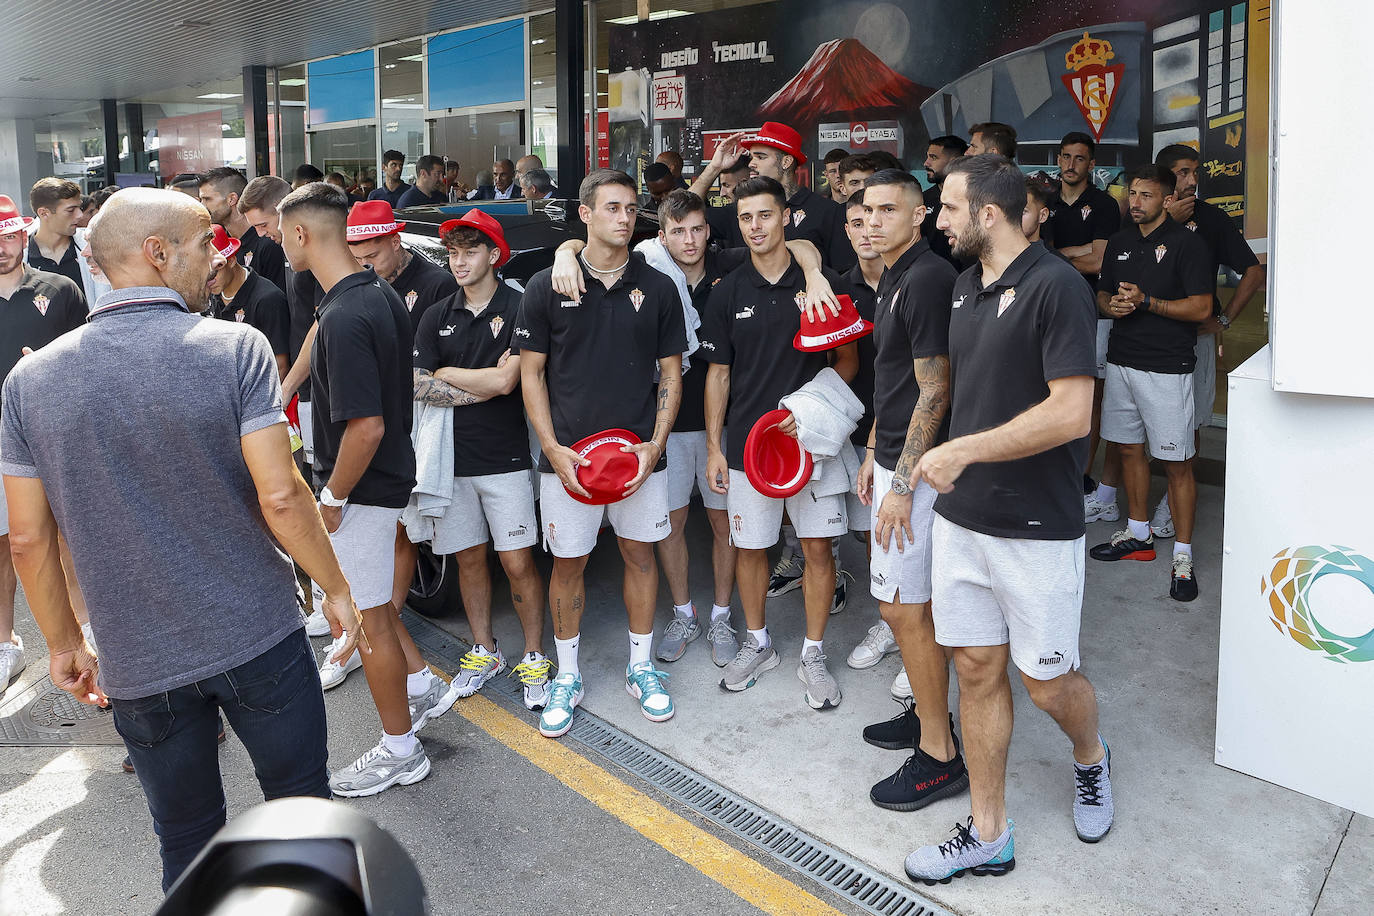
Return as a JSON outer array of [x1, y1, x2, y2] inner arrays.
[[950, 219, 989, 262]]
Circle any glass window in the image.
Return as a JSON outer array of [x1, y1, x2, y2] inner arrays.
[[34, 106, 106, 192], [308, 50, 376, 125], [428, 20, 527, 111], [429, 112, 523, 188], [311, 124, 378, 185], [381, 40, 426, 173], [530, 12, 558, 184], [273, 65, 308, 177], [131, 76, 245, 184]]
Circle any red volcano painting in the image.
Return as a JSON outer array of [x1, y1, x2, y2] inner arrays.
[[756, 38, 933, 127]]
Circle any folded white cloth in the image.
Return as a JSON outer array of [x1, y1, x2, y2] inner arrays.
[[634, 237, 700, 373], [401, 400, 454, 544], [779, 367, 865, 498]]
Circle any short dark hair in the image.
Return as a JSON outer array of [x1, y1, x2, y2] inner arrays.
[[293, 163, 325, 184], [1155, 143, 1202, 173], [326, 171, 350, 186], [868, 151, 905, 172], [838, 153, 880, 180], [382, 149, 405, 165], [1130, 164, 1177, 196], [823, 148, 851, 166], [579, 168, 637, 207], [278, 181, 349, 226], [845, 189, 866, 211], [643, 162, 673, 184], [416, 155, 444, 175], [202, 166, 248, 197], [658, 188, 706, 226], [1058, 132, 1096, 157], [444, 160, 460, 173], [239, 175, 291, 214], [733, 176, 788, 211], [929, 135, 969, 156], [864, 168, 922, 195], [169, 175, 201, 193], [945, 155, 1026, 224], [1025, 176, 1056, 210], [30, 177, 81, 213], [90, 186, 120, 209], [523, 168, 553, 195], [725, 154, 752, 177], [970, 122, 1018, 158], [440, 225, 493, 252]]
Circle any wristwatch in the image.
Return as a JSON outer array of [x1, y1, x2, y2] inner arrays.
[[890, 476, 913, 496], [319, 486, 348, 508], [1216, 313, 1232, 330]]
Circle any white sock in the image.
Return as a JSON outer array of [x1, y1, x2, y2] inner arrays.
[[782, 524, 801, 557], [748, 626, 771, 649], [628, 630, 653, 667], [1127, 518, 1150, 540], [710, 603, 731, 623], [406, 667, 433, 697], [1157, 494, 1171, 517], [381, 730, 418, 756], [1094, 483, 1117, 503], [802, 637, 824, 656], [555, 634, 580, 676], [1174, 541, 1192, 558], [673, 601, 696, 620]]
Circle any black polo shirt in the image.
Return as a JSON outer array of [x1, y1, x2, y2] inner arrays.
[[286, 268, 323, 402], [413, 283, 531, 477], [236, 227, 287, 294], [871, 239, 956, 469], [0, 267, 87, 390], [1099, 217, 1214, 374], [368, 184, 408, 208], [676, 249, 743, 434], [934, 242, 1097, 540], [310, 269, 416, 508], [396, 186, 448, 210], [1181, 198, 1260, 315], [921, 184, 960, 269], [207, 270, 290, 358], [708, 186, 856, 271], [514, 253, 686, 473], [697, 255, 849, 469], [844, 263, 879, 447], [26, 236, 83, 291], [388, 252, 458, 334], [1048, 184, 1120, 291]]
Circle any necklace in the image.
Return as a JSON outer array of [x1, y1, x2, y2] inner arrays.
[[580, 252, 629, 276]]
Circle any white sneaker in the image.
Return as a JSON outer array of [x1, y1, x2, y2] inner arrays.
[[847, 621, 898, 669], [891, 666, 912, 701], [1151, 497, 1175, 539], [318, 634, 362, 690], [1084, 493, 1120, 523], [304, 608, 332, 637], [0, 636, 26, 699]]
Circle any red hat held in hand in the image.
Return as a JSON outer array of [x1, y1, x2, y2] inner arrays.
[[743, 408, 814, 498], [438, 208, 512, 268], [751, 122, 807, 166], [210, 223, 241, 261], [346, 200, 405, 241], [567, 428, 643, 505], [793, 294, 873, 352]]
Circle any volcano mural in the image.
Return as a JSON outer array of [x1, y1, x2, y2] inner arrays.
[[756, 38, 933, 128]]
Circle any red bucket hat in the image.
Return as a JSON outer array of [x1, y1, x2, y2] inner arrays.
[[793, 294, 873, 352], [751, 122, 807, 166], [211, 223, 241, 260], [0, 195, 35, 237], [438, 208, 511, 269], [743, 409, 814, 498], [346, 200, 405, 241], [566, 428, 642, 505]]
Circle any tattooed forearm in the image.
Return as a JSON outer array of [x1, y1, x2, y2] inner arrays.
[[652, 356, 682, 446], [893, 355, 951, 481], [413, 367, 485, 407]]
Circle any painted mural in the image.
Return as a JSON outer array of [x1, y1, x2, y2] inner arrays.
[[608, 0, 1268, 240]]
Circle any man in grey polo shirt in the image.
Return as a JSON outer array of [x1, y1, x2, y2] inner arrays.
[[1, 188, 364, 891]]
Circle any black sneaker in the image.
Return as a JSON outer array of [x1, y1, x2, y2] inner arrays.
[[870, 745, 970, 812], [1089, 529, 1156, 562], [863, 699, 919, 750], [830, 570, 853, 615], [1170, 553, 1199, 602], [766, 553, 804, 598], [1082, 474, 1097, 496]]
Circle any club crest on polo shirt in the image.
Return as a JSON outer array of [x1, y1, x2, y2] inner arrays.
[[243, 251, 254, 268], [1186, 221, 1198, 232], [793, 292, 808, 311], [1081, 205, 1092, 221], [405, 290, 419, 312], [630, 288, 645, 312], [489, 315, 504, 338], [792, 210, 806, 228], [32, 294, 49, 316], [997, 288, 1016, 317], [234, 309, 246, 322], [1155, 245, 1167, 263]]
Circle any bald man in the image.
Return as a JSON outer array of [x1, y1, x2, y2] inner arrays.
[[1, 187, 361, 888]]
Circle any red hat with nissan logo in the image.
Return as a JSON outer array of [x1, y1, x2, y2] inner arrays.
[[0, 196, 35, 237], [438, 208, 511, 269], [346, 200, 405, 242], [743, 409, 814, 498], [751, 122, 807, 166], [210, 223, 241, 260], [793, 294, 873, 353], [566, 428, 643, 505]]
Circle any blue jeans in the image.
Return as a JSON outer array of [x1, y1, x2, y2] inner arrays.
[[111, 628, 330, 890]]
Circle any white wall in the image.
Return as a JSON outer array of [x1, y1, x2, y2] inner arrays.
[[0, 119, 44, 209]]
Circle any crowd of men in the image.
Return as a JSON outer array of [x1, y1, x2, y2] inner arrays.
[[0, 112, 1261, 893]]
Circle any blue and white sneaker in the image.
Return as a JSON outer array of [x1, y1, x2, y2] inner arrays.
[[904, 817, 1015, 885], [625, 661, 674, 722], [538, 671, 584, 738]]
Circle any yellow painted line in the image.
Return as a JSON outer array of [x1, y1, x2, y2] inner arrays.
[[1209, 111, 1245, 127], [429, 666, 845, 916]]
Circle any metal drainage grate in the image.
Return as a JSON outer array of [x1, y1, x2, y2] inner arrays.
[[402, 610, 953, 916], [0, 676, 123, 746]]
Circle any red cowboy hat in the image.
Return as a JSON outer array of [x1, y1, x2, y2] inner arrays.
[[751, 122, 807, 166], [566, 428, 642, 505], [346, 200, 405, 241], [0, 195, 35, 237], [743, 409, 814, 498], [794, 294, 873, 352], [211, 223, 241, 260], [438, 208, 511, 268]]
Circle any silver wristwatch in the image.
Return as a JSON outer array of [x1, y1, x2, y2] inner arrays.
[[1216, 313, 1232, 330], [890, 476, 913, 496]]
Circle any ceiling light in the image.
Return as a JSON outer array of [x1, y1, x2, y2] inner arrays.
[[607, 9, 691, 25], [399, 54, 423, 62], [278, 78, 306, 87], [384, 63, 397, 69], [197, 92, 241, 100], [532, 80, 543, 85], [531, 38, 546, 45]]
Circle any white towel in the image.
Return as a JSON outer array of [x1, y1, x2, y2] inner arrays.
[[634, 237, 700, 373], [401, 400, 454, 544], [779, 367, 865, 498]]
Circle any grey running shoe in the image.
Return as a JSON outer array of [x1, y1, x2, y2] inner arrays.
[[797, 646, 842, 710], [905, 817, 1015, 885], [329, 741, 431, 797], [719, 634, 779, 691], [1073, 738, 1114, 843], [512, 654, 553, 710], [766, 553, 804, 597], [707, 618, 739, 667], [656, 615, 701, 662], [408, 674, 461, 732], [451, 646, 506, 697], [1151, 497, 1175, 538]]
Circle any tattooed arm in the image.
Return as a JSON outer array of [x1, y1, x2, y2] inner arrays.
[[623, 354, 682, 496], [412, 367, 487, 407], [874, 355, 950, 551]]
